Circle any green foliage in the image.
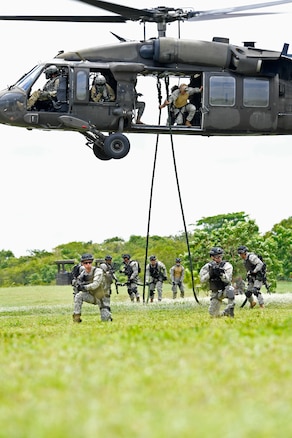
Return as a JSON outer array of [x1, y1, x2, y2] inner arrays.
[[0, 213, 291, 287], [196, 211, 248, 231]]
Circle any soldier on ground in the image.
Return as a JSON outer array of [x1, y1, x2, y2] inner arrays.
[[199, 247, 235, 317]]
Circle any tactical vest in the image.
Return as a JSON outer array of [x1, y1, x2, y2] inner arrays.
[[209, 261, 227, 292], [80, 267, 96, 284], [123, 262, 133, 278], [174, 93, 189, 108], [244, 254, 265, 280], [149, 263, 160, 279], [173, 265, 183, 279], [244, 255, 256, 272]]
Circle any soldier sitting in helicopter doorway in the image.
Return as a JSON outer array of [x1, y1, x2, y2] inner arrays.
[[159, 81, 203, 127], [27, 65, 61, 111], [90, 73, 115, 102]]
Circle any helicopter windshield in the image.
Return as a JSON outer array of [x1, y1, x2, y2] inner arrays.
[[12, 65, 44, 92]]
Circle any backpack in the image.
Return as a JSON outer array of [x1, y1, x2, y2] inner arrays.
[[257, 255, 267, 276], [71, 263, 82, 280], [130, 260, 141, 274]]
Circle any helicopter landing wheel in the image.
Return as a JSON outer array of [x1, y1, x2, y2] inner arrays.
[[103, 133, 130, 159], [93, 143, 112, 160]]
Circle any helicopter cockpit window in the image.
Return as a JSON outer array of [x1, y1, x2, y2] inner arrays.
[[243, 78, 269, 108], [209, 76, 235, 107], [13, 65, 43, 92]]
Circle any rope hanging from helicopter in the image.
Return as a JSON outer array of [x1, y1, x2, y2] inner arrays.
[[142, 75, 200, 304]]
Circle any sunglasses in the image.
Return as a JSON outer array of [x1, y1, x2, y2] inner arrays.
[[83, 261, 92, 265]]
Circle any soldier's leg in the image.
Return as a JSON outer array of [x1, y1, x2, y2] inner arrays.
[[253, 280, 264, 307], [156, 280, 163, 301], [149, 283, 156, 302], [246, 281, 257, 308], [179, 282, 185, 298], [174, 109, 184, 125], [221, 286, 235, 317], [27, 90, 41, 110], [185, 103, 196, 122], [209, 293, 221, 317], [99, 295, 112, 321], [132, 283, 140, 302], [172, 282, 177, 299], [73, 291, 95, 322], [127, 285, 135, 302]]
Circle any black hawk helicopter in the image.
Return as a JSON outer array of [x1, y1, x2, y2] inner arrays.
[[1, 0, 292, 160]]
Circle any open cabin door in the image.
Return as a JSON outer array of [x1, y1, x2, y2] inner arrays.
[[201, 72, 279, 133]]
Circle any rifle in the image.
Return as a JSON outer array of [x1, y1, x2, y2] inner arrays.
[[117, 281, 144, 287]]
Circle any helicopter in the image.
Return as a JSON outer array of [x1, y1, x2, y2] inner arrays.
[[1, 0, 292, 161]]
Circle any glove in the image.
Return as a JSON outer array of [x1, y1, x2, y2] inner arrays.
[[163, 276, 167, 281], [212, 267, 222, 277], [77, 283, 86, 292], [172, 282, 175, 286]]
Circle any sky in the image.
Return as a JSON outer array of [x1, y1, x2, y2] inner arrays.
[[0, 0, 292, 257]]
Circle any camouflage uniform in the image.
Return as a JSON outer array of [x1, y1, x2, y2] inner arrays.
[[146, 258, 167, 301], [243, 252, 265, 308], [167, 85, 202, 125], [170, 260, 185, 298], [73, 266, 112, 322], [200, 259, 235, 317], [99, 258, 118, 295], [120, 256, 140, 302], [90, 83, 115, 102], [27, 75, 60, 110]]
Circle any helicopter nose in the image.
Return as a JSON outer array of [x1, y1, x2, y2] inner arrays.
[[0, 89, 26, 123]]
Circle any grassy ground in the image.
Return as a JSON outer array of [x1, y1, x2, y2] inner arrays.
[[0, 283, 292, 438]]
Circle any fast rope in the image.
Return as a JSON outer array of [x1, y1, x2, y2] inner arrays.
[[142, 76, 200, 304]]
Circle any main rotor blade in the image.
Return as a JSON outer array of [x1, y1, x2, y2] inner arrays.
[[74, 0, 154, 20], [0, 15, 126, 23], [188, 0, 292, 21], [0, 0, 291, 24]]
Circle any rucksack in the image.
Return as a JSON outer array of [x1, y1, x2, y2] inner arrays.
[[257, 255, 267, 275], [130, 260, 141, 274], [71, 263, 82, 279]]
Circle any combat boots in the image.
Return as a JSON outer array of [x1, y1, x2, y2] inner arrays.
[[250, 301, 257, 309], [73, 313, 82, 323]]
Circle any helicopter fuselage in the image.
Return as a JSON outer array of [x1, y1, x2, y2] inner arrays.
[[1, 37, 292, 159]]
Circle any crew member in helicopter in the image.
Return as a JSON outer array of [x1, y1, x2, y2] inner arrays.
[[90, 74, 115, 102], [159, 82, 203, 127], [27, 65, 61, 111], [133, 79, 145, 124], [188, 73, 203, 125]]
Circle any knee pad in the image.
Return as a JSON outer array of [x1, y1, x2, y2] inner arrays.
[[226, 286, 235, 300], [252, 287, 260, 297], [245, 290, 252, 298]]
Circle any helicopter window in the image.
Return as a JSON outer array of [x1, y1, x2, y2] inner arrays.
[[13, 65, 44, 92], [243, 78, 269, 108], [209, 76, 235, 106], [76, 70, 88, 101]]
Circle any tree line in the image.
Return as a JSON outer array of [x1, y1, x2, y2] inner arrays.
[[0, 212, 291, 288]]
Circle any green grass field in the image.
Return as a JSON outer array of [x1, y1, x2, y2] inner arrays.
[[1, 283, 292, 438]]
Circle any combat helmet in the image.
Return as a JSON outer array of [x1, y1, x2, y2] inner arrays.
[[209, 247, 224, 257]]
